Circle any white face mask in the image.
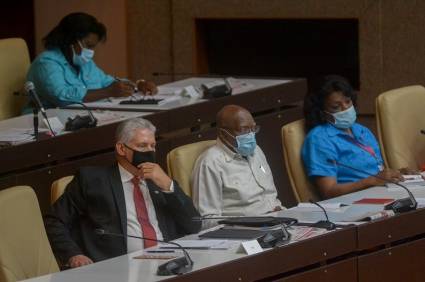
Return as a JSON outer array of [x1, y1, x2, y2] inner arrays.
[[327, 105, 357, 129], [72, 41, 94, 66]]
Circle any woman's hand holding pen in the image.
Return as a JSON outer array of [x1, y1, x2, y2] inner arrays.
[[108, 79, 135, 98]]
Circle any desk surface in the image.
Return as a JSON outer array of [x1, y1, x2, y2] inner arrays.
[[67, 77, 292, 112], [22, 184, 425, 282]]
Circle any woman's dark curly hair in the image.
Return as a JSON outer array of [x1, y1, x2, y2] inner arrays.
[[304, 75, 357, 131], [43, 12, 106, 59]]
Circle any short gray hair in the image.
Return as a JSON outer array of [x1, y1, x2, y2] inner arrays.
[[115, 118, 156, 144]]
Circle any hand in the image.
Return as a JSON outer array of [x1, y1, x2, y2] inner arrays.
[[138, 162, 172, 191], [68, 255, 93, 268], [367, 168, 403, 186], [137, 80, 158, 95], [399, 167, 420, 175], [108, 81, 135, 98]]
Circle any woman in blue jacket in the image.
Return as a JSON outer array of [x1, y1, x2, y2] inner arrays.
[[24, 12, 156, 111]]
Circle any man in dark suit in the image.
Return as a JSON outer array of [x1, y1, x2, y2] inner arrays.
[[45, 118, 201, 268]]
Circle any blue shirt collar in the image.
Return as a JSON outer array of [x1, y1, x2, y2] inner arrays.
[[324, 122, 366, 139]]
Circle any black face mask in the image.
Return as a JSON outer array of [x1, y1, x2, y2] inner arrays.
[[132, 150, 156, 167], [124, 144, 156, 167]]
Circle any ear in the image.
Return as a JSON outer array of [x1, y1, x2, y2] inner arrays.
[[115, 143, 126, 156]]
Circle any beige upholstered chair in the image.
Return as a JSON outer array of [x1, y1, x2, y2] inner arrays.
[[167, 140, 216, 197], [376, 85, 425, 170], [0, 186, 59, 282], [281, 119, 320, 203], [51, 176, 74, 204], [0, 38, 30, 120]]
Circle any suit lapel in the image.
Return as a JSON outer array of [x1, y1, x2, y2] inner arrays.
[[108, 164, 127, 239]]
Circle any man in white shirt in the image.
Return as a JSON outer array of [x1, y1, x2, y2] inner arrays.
[[191, 105, 283, 227], [45, 118, 201, 268]]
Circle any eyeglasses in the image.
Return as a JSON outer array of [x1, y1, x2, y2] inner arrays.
[[220, 125, 260, 136]]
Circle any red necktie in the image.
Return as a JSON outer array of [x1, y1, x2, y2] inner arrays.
[[131, 177, 157, 248]]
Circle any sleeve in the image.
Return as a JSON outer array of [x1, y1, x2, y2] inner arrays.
[[44, 171, 88, 263], [29, 60, 88, 106], [91, 62, 115, 88], [162, 181, 201, 234], [301, 133, 339, 178]]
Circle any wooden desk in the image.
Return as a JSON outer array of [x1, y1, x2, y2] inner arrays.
[[0, 77, 306, 212]]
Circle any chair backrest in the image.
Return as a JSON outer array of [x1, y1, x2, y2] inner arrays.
[[0, 186, 59, 282], [167, 140, 216, 197], [51, 176, 74, 204], [0, 38, 30, 120], [281, 119, 320, 203], [376, 85, 425, 170]]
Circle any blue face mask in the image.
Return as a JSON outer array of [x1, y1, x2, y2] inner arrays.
[[235, 132, 257, 156], [328, 105, 357, 129], [222, 128, 257, 157], [72, 41, 94, 66]]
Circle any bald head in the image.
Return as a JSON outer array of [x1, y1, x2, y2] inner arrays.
[[217, 105, 255, 134]]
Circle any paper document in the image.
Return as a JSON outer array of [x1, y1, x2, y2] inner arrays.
[[290, 226, 328, 242], [0, 128, 47, 146], [160, 239, 238, 250]]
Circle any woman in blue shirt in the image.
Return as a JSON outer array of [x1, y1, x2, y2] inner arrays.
[[24, 12, 157, 111], [301, 75, 404, 199]]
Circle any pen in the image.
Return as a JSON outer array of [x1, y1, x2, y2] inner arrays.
[[146, 250, 176, 253], [115, 77, 138, 93]]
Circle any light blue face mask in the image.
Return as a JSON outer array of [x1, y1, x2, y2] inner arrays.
[[72, 41, 94, 66], [222, 128, 257, 157], [235, 132, 257, 156], [328, 105, 357, 129]]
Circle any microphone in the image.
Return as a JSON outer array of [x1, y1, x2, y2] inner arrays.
[[24, 81, 56, 137], [152, 72, 232, 98], [63, 102, 97, 131], [420, 130, 425, 135], [327, 159, 417, 213], [95, 229, 193, 276], [308, 200, 336, 230], [24, 81, 46, 115]]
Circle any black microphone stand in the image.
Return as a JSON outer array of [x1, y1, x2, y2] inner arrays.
[[95, 229, 193, 276], [32, 106, 39, 141], [309, 200, 337, 230]]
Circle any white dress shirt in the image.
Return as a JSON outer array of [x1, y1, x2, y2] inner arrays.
[[118, 165, 164, 253], [191, 139, 283, 228]]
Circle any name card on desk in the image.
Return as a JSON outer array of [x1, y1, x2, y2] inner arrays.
[[237, 240, 263, 255]]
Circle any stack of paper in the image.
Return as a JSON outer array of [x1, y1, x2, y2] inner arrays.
[[0, 128, 38, 146]]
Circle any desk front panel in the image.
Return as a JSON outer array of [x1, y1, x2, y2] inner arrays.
[[358, 237, 425, 282]]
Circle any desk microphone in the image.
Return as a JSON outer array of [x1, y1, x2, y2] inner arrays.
[[24, 81, 56, 137], [62, 101, 97, 131], [308, 200, 336, 230], [152, 72, 232, 98], [327, 159, 417, 213], [95, 229, 193, 276]]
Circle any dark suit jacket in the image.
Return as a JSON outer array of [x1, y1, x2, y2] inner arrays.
[[44, 163, 201, 263]]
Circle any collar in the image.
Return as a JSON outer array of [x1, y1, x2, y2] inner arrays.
[[216, 138, 244, 162], [118, 164, 135, 183], [324, 122, 364, 138]]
